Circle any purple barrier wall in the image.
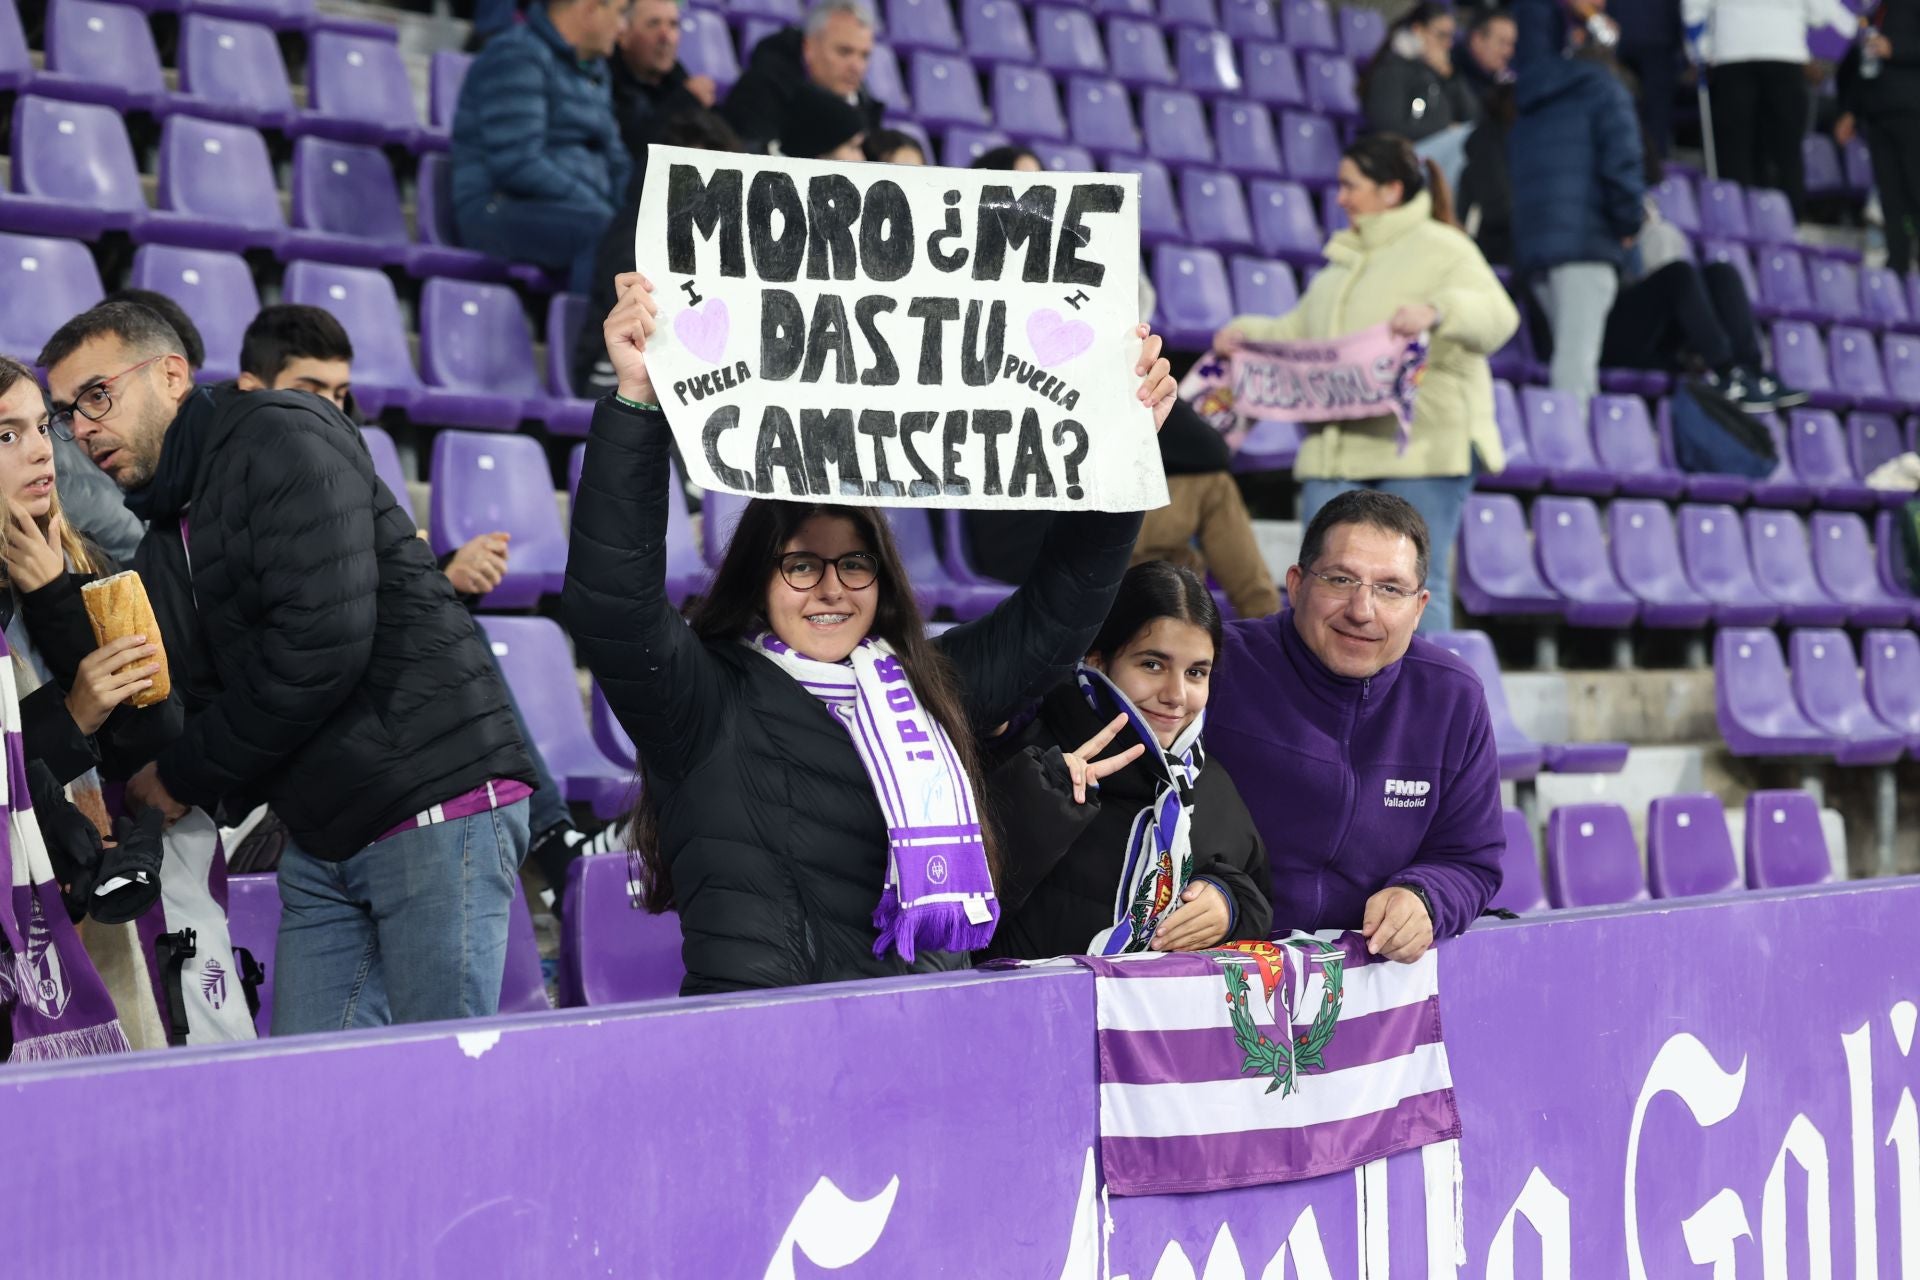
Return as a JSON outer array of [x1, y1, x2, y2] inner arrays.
[[4, 879, 1917, 1278]]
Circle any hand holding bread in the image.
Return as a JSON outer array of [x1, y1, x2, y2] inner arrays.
[[80, 572, 171, 710]]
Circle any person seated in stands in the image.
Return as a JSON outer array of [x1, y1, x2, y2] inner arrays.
[[974, 144, 1044, 173], [235, 303, 614, 894], [42, 301, 535, 1032], [862, 128, 926, 164], [449, 0, 632, 293], [1365, 4, 1481, 192], [722, 0, 883, 154], [978, 562, 1271, 962], [779, 84, 870, 161], [564, 271, 1177, 994], [1457, 8, 1518, 109], [1207, 490, 1504, 963], [612, 0, 717, 168]]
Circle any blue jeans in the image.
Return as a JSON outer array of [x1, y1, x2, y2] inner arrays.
[[1297, 475, 1475, 634], [270, 799, 531, 1034], [455, 194, 611, 295]]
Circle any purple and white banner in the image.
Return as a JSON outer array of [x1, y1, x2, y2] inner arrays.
[[1230, 322, 1429, 449]]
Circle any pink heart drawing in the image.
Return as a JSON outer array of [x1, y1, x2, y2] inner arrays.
[[1026, 307, 1096, 368], [674, 298, 731, 364]]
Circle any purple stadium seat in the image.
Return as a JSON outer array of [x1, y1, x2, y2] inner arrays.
[[1035, 6, 1106, 76], [1862, 267, 1919, 333], [359, 424, 410, 513], [1151, 245, 1233, 351], [1786, 408, 1877, 508], [1427, 630, 1545, 780], [1744, 790, 1833, 888], [1676, 503, 1781, 625], [1771, 321, 1847, 411], [412, 152, 513, 283], [0, 96, 146, 238], [1067, 75, 1140, 155], [427, 49, 470, 138], [938, 509, 1018, 606], [301, 30, 421, 148], [1744, 509, 1849, 625], [911, 51, 989, 127], [558, 854, 686, 1007], [127, 244, 258, 381], [0, 0, 29, 92], [1808, 511, 1912, 627], [1281, 0, 1338, 50], [1523, 386, 1615, 496], [1831, 326, 1905, 413], [280, 135, 411, 268], [38, 0, 167, 113], [1302, 51, 1361, 121], [175, 15, 294, 130], [1458, 493, 1561, 616], [940, 125, 1012, 165], [1699, 178, 1754, 242], [1175, 28, 1240, 97], [1650, 174, 1701, 235], [1609, 499, 1712, 627], [143, 115, 285, 254], [889, 0, 960, 50], [1646, 795, 1741, 899], [1545, 803, 1647, 909], [479, 617, 633, 819], [725, 0, 799, 22], [1222, 0, 1278, 39], [281, 260, 422, 416], [884, 507, 1004, 619], [223, 873, 279, 1037], [1111, 155, 1183, 244], [1755, 247, 1821, 322], [1884, 333, 1920, 407], [1213, 100, 1282, 176], [1340, 5, 1385, 61], [1699, 237, 1760, 301], [1180, 168, 1253, 251], [180, 0, 316, 31], [1475, 379, 1546, 491], [415, 278, 544, 432], [498, 888, 550, 1014], [1031, 140, 1096, 172], [1279, 110, 1341, 187], [566, 444, 706, 607], [678, 10, 739, 89], [590, 683, 635, 770], [431, 432, 568, 609], [1320, 184, 1347, 235], [1248, 177, 1324, 267], [992, 65, 1067, 140], [1095, 0, 1154, 16], [1161, 0, 1218, 25], [1716, 628, 1836, 757], [1791, 629, 1907, 764], [1240, 39, 1305, 108], [1848, 412, 1908, 503], [1746, 188, 1798, 247], [1803, 134, 1846, 200], [1490, 808, 1547, 912], [542, 294, 591, 432], [962, 0, 1032, 63], [1533, 496, 1639, 626], [1810, 259, 1865, 326], [1228, 253, 1295, 317], [1107, 16, 1175, 86], [1744, 414, 1815, 508], [1591, 395, 1684, 498], [1863, 629, 1920, 754], [1142, 87, 1213, 164], [701, 489, 750, 567]]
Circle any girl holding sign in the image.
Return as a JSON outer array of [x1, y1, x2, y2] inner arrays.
[[565, 272, 1179, 994], [976, 561, 1270, 962]]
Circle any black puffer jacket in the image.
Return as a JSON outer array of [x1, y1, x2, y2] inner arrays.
[[563, 400, 1143, 994], [719, 25, 886, 152], [978, 680, 1270, 961], [132, 385, 532, 858]]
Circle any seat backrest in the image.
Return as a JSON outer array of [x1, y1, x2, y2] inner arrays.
[[1784, 408, 1856, 486], [545, 291, 587, 398], [1489, 808, 1547, 913], [291, 135, 408, 243], [1848, 411, 1904, 481], [1699, 178, 1751, 239], [1646, 794, 1740, 898], [1490, 378, 1531, 467], [1809, 259, 1862, 320], [1881, 332, 1920, 405], [1521, 386, 1598, 469], [1214, 99, 1279, 171], [992, 65, 1064, 136], [1743, 789, 1831, 889], [1650, 174, 1700, 233], [677, 8, 740, 86], [1152, 245, 1232, 335], [1609, 499, 1691, 598], [1228, 254, 1296, 317], [1176, 28, 1240, 95], [307, 29, 419, 128], [1534, 495, 1621, 597], [282, 260, 421, 390], [1248, 177, 1320, 256], [1142, 87, 1213, 163], [1239, 39, 1303, 106], [1181, 168, 1250, 241], [1067, 74, 1139, 153], [157, 114, 283, 229], [1425, 629, 1530, 743], [1281, 0, 1338, 50], [1863, 628, 1920, 734], [1302, 49, 1358, 115], [10, 95, 143, 211], [1746, 188, 1796, 244], [46, 0, 165, 93], [911, 50, 987, 122], [1223, 0, 1279, 40], [1339, 3, 1384, 59], [1678, 503, 1762, 601], [1035, 5, 1107, 75], [0, 232, 104, 361], [963, 0, 1034, 61], [1590, 394, 1666, 479], [429, 430, 568, 568], [1460, 492, 1547, 594], [1789, 627, 1882, 738], [358, 424, 410, 511], [177, 13, 294, 115], [702, 489, 750, 567], [418, 277, 543, 396], [1279, 110, 1339, 182], [1717, 627, 1800, 734], [1770, 321, 1833, 393], [1830, 326, 1891, 398], [1808, 511, 1884, 603], [1744, 509, 1825, 604], [127, 244, 257, 377], [1862, 266, 1915, 328], [1031, 140, 1096, 172], [1758, 247, 1814, 310], [1545, 803, 1647, 908], [428, 49, 471, 131], [1107, 15, 1174, 83], [559, 853, 686, 1007], [941, 124, 1012, 166], [889, 0, 959, 48], [477, 615, 595, 764]]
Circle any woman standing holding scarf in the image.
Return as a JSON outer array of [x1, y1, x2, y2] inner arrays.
[[564, 273, 1179, 994], [978, 562, 1269, 962]]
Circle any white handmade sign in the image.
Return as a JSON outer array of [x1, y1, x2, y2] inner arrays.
[[634, 146, 1163, 511]]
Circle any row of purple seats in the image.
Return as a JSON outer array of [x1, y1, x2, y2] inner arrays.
[[1718, 627, 1920, 764], [1771, 322, 1920, 413], [1803, 132, 1877, 200], [1495, 790, 1833, 912], [1429, 629, 1628, 780], [1745, 245, 1920, 334], [1459, 494, 1920, 629], [1149, 244, 1315, 350], [564, 440, 709, 607], [558, 853, 682, 1006]]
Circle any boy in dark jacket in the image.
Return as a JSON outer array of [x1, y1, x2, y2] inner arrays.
[[41, 302, 536, 1033]]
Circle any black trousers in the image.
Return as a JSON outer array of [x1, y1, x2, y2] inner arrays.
[[1710, 61, 1811, 214], [1603, 261, 1763, 373], [1864, 113, 1920, 275], [1620, 43, 1681, 161]]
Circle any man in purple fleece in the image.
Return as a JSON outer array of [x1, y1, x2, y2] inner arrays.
[[1207, 490, 1504, 962]]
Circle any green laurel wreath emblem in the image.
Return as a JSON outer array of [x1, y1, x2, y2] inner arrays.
[[1221, 940, 1346, 1097]]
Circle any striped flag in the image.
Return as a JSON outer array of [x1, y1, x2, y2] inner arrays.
[[1078, 930, 1459, 1196]]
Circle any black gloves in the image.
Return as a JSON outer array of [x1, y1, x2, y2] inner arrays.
[[91, 809, 165, 925]]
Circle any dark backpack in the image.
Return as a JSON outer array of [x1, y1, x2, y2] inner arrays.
[[1900, 500, 1920, 596], [1668, 380, 1778, 479]]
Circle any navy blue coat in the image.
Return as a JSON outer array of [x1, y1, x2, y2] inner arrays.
[[449, 7, 631, 217], [1507, 0, 1646, 274]]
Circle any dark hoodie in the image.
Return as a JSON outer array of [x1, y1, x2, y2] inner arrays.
[[720, 24, 885, 152]]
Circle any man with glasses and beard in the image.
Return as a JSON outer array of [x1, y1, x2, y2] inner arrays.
[[1204, 490, 1505, 964], [39, 302, 536, 1033]]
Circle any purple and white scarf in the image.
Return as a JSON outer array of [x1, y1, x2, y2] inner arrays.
[[0, 638, 130, 1062], [1076, 663, 1206, 957], [749, 632, 996, 962]]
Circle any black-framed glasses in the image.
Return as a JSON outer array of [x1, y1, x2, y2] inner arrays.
[[777, 550, 880, 591], [47, 354, 164, 440], [1300, 566, 1423, 608]]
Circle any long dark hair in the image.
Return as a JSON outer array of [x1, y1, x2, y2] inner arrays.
[[1087, 561, 1224, 666], [626, 498, 1000, 912], [1342, 133, 1457, 227]]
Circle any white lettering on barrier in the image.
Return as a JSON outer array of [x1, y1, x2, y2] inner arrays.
[[761, 1174, 899, 1280], [1625, 1033, 1751, 1280], [1760, 1114, 1833, 1279], [1680, 1188, 1751, 1277], [1844, 1022, 1880, 1280], [1486, 1167, 1571, 1280]]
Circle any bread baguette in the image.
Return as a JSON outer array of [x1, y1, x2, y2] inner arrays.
[[80, 571, 170, 709]]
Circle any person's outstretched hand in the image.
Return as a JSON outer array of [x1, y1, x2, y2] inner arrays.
[[1060, 712, 1147, 804], [605, 271, 660, 407], [1133, 325, 1177, 431]]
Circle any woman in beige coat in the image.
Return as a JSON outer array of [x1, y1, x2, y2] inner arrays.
[[1216, 134, 1518, 631]]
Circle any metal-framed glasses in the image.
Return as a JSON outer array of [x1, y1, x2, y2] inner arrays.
[[777, 551, 880, 591], [46, 354, 165, 441], [1300, 566, 1422, 608]]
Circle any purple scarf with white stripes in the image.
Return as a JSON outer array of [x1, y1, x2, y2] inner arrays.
[[750, 632, 997, 963]]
